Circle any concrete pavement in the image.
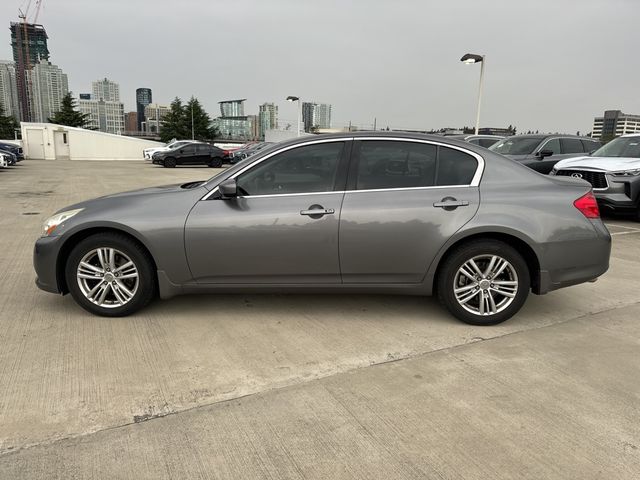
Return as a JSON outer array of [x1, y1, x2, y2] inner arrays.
[[0, 160, 639, 478]]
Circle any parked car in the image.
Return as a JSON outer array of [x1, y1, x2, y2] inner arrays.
[[489, 135, 601, 174], [450, 135, 504, 148], [0, 141, 24, 161], [143, 139, 197, 161], [229, 142, 274, 164], [551, 134, 640, 220], [34, 133, 611, 325], [153, 142, 225, 168], [0, 150, 17, 166], [0, 152, 10, 168]]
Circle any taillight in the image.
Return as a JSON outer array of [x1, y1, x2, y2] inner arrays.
[[574, 191, 600, 219]]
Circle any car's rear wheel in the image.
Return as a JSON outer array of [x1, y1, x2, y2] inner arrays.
[[64, 233, 156, 317], [208, 157, 223, 168], [437, 240, 530, 325], [163, 157, 176, 168]]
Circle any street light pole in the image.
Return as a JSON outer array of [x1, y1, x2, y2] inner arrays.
[[286, 96, 301, 137], [191, 100, 195, 140], [460, 53, 485, 135]]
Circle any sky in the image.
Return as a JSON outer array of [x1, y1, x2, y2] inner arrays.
[[2, 0, 639, 134]]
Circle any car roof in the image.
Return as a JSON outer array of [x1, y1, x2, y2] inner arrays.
[[502, 134, 595, 140]]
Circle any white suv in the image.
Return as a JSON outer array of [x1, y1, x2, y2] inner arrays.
[[551, 133, 640, 220]]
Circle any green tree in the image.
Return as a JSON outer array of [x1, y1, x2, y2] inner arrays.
[[48, 92, 91, 128], [185, 97, 218, 141], [159, 97, 189, 142], [0, 104, 19, 139]]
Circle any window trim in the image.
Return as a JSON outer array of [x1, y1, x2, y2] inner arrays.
[[536, 137, 561, 155], [201, 137, 484, 200]]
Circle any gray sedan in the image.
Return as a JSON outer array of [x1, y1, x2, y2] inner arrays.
[[34, 132, 611, 325]]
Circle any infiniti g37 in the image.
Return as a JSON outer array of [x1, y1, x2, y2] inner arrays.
[[34, 133, 611, 325]]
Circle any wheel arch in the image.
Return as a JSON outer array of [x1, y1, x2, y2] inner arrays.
[[429, 230, 542, 295], [56, 226, 158, 295]]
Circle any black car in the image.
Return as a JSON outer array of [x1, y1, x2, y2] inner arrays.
[[0, 142, 24, 162], [153, 142, 225, 168], [489, 135, 601, 174]]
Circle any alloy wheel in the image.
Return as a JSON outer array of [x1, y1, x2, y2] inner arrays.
[[453, 254, 519, 316], [76, 247, 139, 308]]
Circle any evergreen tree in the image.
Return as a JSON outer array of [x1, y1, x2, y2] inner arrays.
[[0, 104, 19, 139], [159, 97, 189, 142], [48, 92, 91, 128], [185, 97, 218, 141]]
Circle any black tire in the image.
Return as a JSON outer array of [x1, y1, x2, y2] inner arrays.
[[437, 240, 530, 326], [208, 157, 223, 168], [163, 157, 176, 168], [64, 233, 157, 317]]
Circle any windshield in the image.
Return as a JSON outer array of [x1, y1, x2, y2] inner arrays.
[[489, 137, 541, 155], [591, 136, 640, 158]]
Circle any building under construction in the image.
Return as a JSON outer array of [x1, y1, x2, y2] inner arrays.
[[10, 21, 49, 122]]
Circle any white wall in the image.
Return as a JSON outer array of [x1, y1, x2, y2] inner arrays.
[[20, 122, 163, 160], [264, 129, 313, 143]]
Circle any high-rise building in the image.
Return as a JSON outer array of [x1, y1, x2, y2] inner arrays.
[[136, 88, 152, 131], [78, 96, 125, 134], [302, 102, 332, 132], [143, 104, 169, 133], [92, 78, 120, 102], [124, 111, 137, 132], [0, 61, 19, 120], [10, 22, 49, 122], [219, 99, 245, 117], [29, 59, 68, 123], [258, 102, 278, 139], [592, 110, 640, 139]]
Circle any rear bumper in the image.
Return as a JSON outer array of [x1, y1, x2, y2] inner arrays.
[[536, 221, 611, 294]]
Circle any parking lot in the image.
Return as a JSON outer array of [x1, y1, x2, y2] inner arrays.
[[1, 159, 639, 478]]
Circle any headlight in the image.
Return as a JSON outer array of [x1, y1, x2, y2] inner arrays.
[[611, 169, 640, 177], [550, 168, 558, 175], [42, 209, 83, 236]]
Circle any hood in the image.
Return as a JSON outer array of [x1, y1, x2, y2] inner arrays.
[[554, 156, 640, 172], [56, 181, 208, 213]]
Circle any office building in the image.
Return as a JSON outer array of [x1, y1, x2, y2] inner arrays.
[[258, 102, 278, 139], [143, 104, 169, 133], [28, 59, 68, 123], [124, 111, 137, 132], [136, 88, 152, 131], [592, 110, 640, 139], [212, 117, 253, 140], [78, 96, 125, 134], [219, 99, 245, 117], [10, 22, 49, 121], [302, 102, 332, 132], [0, 61, 19, 120], [92, 78, 120, 102]]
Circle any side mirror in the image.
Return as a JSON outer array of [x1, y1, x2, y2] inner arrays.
[[537, 149, 553, 159], [218, 178, 237, 199]]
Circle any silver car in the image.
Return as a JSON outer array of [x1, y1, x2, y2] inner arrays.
[[34, 133, 611, 325]]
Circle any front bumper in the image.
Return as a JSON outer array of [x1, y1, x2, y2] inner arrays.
[[33, 235, 65, 294]]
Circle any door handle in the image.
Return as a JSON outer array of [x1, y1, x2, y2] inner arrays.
[[433, 197, 469, 210], [300, 208, 335, 216]]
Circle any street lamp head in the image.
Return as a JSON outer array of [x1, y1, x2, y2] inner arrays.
[[286, 96, 299, 102], [460, 53, 484, 64]]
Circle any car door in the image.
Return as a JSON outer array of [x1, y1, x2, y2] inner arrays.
[[531, 137, 561, 173], [339, 139, 481, 284], [178, 144, 197, 164], [184, 139, 349, 284]]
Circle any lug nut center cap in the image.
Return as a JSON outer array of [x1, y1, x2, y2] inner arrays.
[[478, 279, 491, 290], [104, 273, 115, 282]]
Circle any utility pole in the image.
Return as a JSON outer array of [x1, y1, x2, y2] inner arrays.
[[191, 100, 195, 140], [373, 117, 377, 131]]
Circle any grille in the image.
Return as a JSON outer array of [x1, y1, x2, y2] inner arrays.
[[556, 170, 608, 189]]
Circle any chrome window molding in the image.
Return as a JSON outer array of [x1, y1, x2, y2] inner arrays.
[[201, 136, 485, 201]]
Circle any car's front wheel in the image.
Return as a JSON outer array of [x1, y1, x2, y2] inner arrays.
[[64, 233, 156, 317], [437, 240, 530, 325]]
